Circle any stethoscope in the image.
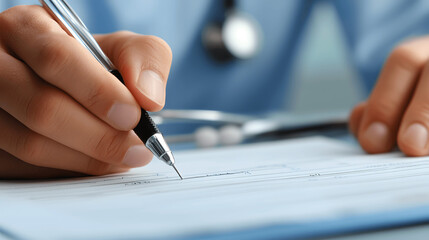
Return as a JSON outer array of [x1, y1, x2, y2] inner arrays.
[[163, 1, 346, 148], [202, 0, 263, 62], [38, 0, 344, 149], [151, 110, 349, 148]]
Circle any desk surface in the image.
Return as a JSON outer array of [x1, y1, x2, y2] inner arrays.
[[315, 131, 429, 240], [169, 129, 429, 240], [2, 130, 429, 240], [323, 223, 429, 240]]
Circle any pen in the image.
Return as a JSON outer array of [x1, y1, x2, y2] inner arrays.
[[40, 0, 183, 179]]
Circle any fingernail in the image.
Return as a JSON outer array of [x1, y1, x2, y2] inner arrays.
[[107, 103, 139, 130], [137, 70, 165, 105], [362, 122, 390, 149], [122, 145, 148, 167], [402, 123, 428, 150]]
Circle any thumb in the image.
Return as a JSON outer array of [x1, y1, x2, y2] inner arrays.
[[95, 31, 173, 112]]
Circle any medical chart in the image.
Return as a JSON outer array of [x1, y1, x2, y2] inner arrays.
[[1, 137, 429, 240]]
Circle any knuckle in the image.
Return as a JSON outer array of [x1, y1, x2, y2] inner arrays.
[[113, 30, 137, 39], [92, 131, 127, 163], [19, 132, 45, 164], [25, 89, 64, 133], [128, 35, 172, 82], [388, 44, 426, 71], [0, 5, 56, 37], [85, 83, 108, 110], [117, 34, 172, 83], [85, 159, 113, 175], [405, 102, 429, 121], [143, 35, 173, 62], [0, 6, 28, 36], [36, 36, 72, 78], [1, 5, 33, 23], [3, 5, 38, 17], [365, 100, 399, 124]]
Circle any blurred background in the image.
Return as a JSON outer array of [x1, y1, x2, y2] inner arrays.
[[2, 0, 429, 146], [286, 1, 364, 113]]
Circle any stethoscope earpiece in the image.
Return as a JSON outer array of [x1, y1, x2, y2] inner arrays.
[[202, 0, 262, 62]]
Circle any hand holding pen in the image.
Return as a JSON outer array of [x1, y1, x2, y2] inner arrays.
[[0, 4, 174, 179]]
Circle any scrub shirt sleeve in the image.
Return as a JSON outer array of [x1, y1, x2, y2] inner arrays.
[[333, 0, 429, 93]]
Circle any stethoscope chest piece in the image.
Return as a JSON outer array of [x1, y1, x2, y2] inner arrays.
[[202, 1, 263, 62]]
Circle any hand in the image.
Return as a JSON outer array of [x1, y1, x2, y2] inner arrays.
[[349, 37, 429, 156], [0, 5, 172, 179]]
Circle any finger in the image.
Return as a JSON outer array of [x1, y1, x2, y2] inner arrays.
[[0, 149, 85, 180], [0, 52, 153, 167], [357, 38, 429, 154], [0, 5, 141, 131], [0, 108, 129, 175], [349, 102, 366, 137], [397, 61, 429, 156], [95, 31, 173, 111]]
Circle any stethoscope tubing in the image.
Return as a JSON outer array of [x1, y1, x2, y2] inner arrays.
[[152, 110, 349, 145]]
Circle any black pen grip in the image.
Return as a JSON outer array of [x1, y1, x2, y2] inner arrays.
[[110, 69, 159, 144]]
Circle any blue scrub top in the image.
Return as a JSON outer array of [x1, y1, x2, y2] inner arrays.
[[2, 0, 429, 114]]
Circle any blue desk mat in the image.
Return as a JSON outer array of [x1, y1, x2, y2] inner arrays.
[[161, 205, 429, 240], [6, 203, 429, 240]]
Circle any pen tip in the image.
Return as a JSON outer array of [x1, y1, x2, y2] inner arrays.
[[172, 164, 183, 180]]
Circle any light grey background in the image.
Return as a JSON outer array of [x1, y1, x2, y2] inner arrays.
[[286, 1, 365, 114]]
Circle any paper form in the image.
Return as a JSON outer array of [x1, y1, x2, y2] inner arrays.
[[2, 136, 429, 240]]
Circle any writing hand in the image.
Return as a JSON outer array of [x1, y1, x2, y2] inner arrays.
[[0, 6, 172, 179]]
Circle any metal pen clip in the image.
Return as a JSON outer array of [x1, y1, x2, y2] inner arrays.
[[40, 0, 115, 71]]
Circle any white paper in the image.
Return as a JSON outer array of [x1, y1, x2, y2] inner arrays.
[[2, 136, 429, 240]]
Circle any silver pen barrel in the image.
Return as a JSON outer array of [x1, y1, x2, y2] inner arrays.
[[40, 0, 183, 179]]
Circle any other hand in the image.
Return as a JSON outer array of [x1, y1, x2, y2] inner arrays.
[[350, 37, 429, 156]]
